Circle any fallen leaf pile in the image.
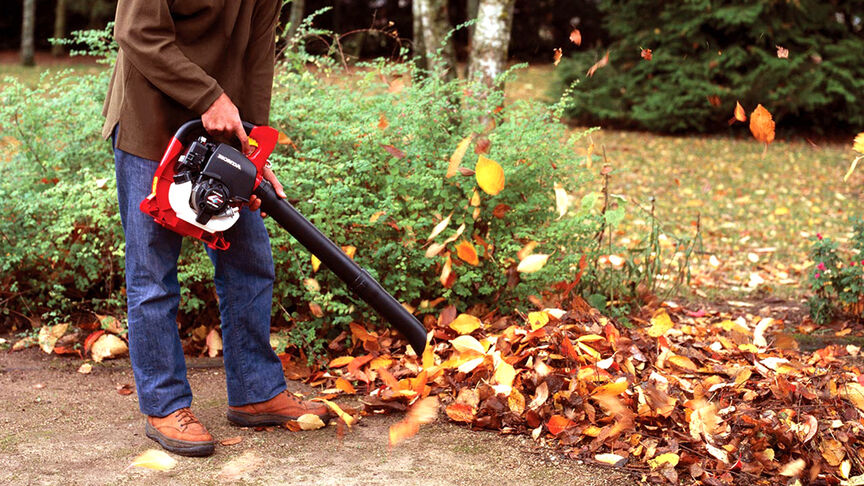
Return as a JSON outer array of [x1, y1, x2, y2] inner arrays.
[[308, 299, 864, 485]]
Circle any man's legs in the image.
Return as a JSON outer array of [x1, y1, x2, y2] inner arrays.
[[114, 143, 193, 417], [205, 209, 287, 407]]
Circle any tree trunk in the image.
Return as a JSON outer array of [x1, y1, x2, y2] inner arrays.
[[468, 0, 516, 89], [411, 0, 428, 71], [21, 0, 36, 66], [414, 0, 457, 80], [286, 0, 305, 43], [467, 0, 480, 41], [52, 0, 67, 57]]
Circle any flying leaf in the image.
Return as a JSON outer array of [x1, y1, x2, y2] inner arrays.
[[378, 113, 389, 130], [749, 104, 775, 144], [779, 458, 806, 477], [553, 48, 563, 66], [297, 413, 326, 430], [129, 449, 177, 471], [776, 45, 789, 59], [587, 51, 610, 77], [91, 334, 128, 363], [440, 253, 454, 288], [475, 155, 505, 196], [734, 101, 747, 122], [426, 213, 452, 242], [447, 137, 472, 178], [311, 255, 321, 272], [640, 48, 652, 61], [855, 132, 864, 154], [450, 314, 482, 335], [517, 254, 550, 273], [570, 29, 582, 46], [206, 328, 222, 358], [277, 131, 293, 145], [456, 240, 480, 266], [217, 451, 262, 481], [389, 396, 439, 446], [844, 156, 862, 182], [381, 144, 405, 159], [517, 241, 539, 261], [554, 182, 568, 218]]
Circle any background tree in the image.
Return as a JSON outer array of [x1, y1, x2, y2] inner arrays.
[[21, 0, 36, 66], [413, 0, 457, 79], [467, 0, 516, 88], [51, 0, 67, 56], [286, 0, 306, 43]]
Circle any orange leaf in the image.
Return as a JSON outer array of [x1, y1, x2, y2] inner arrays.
[[734, 101, 747, 122], [546, 415, 574, 435], [328, 356, 354, 368], [749, 104, 775, 144], [587, 51, 609, 77], [640, 48, 652, 61], [456, 240, 479, 266], [553, 48, 563, 66], [377, 367, 401, 390], [335, 377, 356, 394], [389, 396, 439, 446], [668, 355, 699, 371], [560, 336, 580, 361], [569, 29, 582, 46], [475, 155, 505, 196], [445, 403, 476, 423], [388, 420, 420, 446], [517, 241, 538, 261], [277, 131, 293, 145], [378, 113, 389, 130]]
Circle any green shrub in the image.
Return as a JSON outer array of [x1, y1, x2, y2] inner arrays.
[[807, 220, 864, 325], [553, 0, 864, 134]]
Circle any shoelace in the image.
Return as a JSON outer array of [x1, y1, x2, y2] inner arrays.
[[174, 408, 199, 429]]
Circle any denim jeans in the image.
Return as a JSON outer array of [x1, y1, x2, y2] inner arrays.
[[113, 132, 286, 417]]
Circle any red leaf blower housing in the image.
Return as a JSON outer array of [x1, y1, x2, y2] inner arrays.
[[140, 119, 427, 355]]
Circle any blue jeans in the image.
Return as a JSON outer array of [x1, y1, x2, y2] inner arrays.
[[113, 134, 286, 417]]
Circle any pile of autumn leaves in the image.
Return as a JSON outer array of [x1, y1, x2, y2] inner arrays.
[[321, 300, 864, 485]]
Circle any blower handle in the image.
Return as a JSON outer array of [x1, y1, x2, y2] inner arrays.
[[254, 180, 428, 356], [173, 119, 256, 145]]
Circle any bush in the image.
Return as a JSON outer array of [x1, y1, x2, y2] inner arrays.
[[553, 0, 864, 134], [807, 220, 864, 325]]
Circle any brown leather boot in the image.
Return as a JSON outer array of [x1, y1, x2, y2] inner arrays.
[[227, 391, 332, 427], [145, 408, 215, 457]]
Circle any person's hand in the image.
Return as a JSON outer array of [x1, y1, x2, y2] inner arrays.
[[201, 93, 249, 154], [249, 165, 286, 218]]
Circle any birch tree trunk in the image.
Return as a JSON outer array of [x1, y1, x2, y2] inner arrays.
[[286, 0, 305, 43], [411, 0, 428, 71], [413, 0, 457, 80], [21, 0, 36, 66], [468, 0, 516, 89], [52, 0, 67, 56]]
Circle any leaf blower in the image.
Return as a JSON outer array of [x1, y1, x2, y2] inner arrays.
[[140, 119, 427, 355]]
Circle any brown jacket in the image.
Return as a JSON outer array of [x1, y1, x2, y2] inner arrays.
[[102, 0, 280, 161]]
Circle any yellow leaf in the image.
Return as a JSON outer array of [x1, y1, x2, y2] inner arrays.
[[129, 449, 177, 471], [593, 379, 628, 396], [422, 332, 435, 369], [838, 382, 864, 412], [469, 189, 481, 207], [38, 323, 68, 354], [554, 182, 568, 218], [475, 155, 505, 196], [426, 213, 452, 241], [844, 155, 863, 182], [297, 413, 326, 430], [517, 254, 550, 273], [206, 328, 222, 358], [447, 136, 472, 178], [821, 439, 845, 466], [450, 314, 482, 335], [389, 396, 439, 446], [647, 309, 674, 337], [341, 245, 356, 259], [508, 388, 526, 414], [439, 253, 453, 288], [648, 452, 680, 470], [493, 361, 516, 388], [450, 335, 486, 355], [749, 104, 775, 144], [315, 398, 356, 427], [854, 132, 864, 154], [734, 101, 746, 122], [527, 311, 549, 331], [369, 211, 386, 223], [311, 254, 321, 272], [456, 240, 480, 266], [91, 334, 128, 363]]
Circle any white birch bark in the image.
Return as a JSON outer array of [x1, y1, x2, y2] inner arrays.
[[468, 0, 516, 89], [414, 0, 456, 80]]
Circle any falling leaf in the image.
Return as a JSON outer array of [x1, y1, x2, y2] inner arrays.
[[640, 48, 652, 61], [440, 253, 454, 288], [38, 323, 68, 354], [587, 51, 610, 77], [749, 104, 775, 144], [447, 137, 472, 178], [381, 144, 405, 159], [297, 413, 326, 430], [311, 255, 321, 272], [316, 398, 357, 426], [389, 396, 439, 446], [707, 95, 721, 107], [378, 113, 389, 130], [517, 241, 539, 261], [129, 449, 177, 471], [529, 382, 549, 409], [218, 451, 262, 481], [475, 155, 505, 196], [779, 458, 806, 477], [426, 224, 465, 258], [277, 131, 293, 145], [91, 334, 128, 363], [776, 45, 789, 59], [647, 309, 674, 337], [855, 132, 864, 154], [517, 254, 550, 273], [554, 182, 569, 218], [77, 363, 92, 374], [456, 240, 480, 266], [553, 48, 563, 66], [844, 156, 862, 182], [206, 329, 222, 358], [734, 101, 747, 122], [450, 314, 482, 335], [220, 436, 243, 446], [427, 214, 452, 242], [570, 29, 582, 46]]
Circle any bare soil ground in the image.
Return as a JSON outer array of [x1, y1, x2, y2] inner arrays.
[[0, 347, 634, 486]]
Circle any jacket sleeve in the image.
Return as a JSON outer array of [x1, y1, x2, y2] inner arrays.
[[241, 0, 280, 125], [113, 0, 223, 114]]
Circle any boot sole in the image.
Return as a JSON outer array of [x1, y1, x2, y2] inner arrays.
[[145, 421, 215, 457], [226, 409, 301, 427]]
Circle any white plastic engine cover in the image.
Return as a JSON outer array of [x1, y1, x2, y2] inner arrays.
[[168, 181, 240, 234]]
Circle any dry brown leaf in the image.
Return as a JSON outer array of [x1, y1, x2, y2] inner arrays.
[[570, 29, 582, 46], [587, 51, 610, 77]]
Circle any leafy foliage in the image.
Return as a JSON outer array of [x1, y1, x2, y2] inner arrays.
[[553, 0, 864, 133], [807, 220, 864, 324]]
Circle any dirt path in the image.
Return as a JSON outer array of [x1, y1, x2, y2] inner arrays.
[[0, 348, 633, 486]]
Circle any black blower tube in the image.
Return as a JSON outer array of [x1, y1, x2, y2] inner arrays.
[[254, 180, 428, 355]]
